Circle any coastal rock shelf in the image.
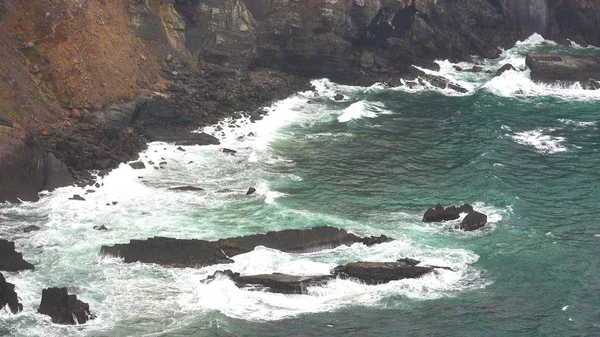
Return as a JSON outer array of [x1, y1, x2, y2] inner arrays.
[[100, 226, 392, 268], [205, 258, 447, 294], [422, 204, 488, 231]]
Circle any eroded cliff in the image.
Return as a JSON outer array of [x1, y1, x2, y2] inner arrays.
[[0, 0, 598, 202]]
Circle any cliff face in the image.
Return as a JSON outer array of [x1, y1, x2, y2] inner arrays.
[[0, 0, 598, 202]]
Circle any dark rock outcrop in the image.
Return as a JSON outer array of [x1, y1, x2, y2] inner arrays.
[[333, 261, 434, 285], [526, 52, 600, 89], [38, 287, 95, 325], [0, 272, 23, 314], [24, 225, 41, 233], [100, 226, 392, 268], [495, 63, 517, 77], [457, 211, 488, 231], [42, 153, 74, 191], [0, 240, 35, 272], [69, 194, 85, 201], [207, 270, 332, 294], [222, 148, 237, 155], [128, 161, 146, 170], [167, 186, 204, 191], [422, 203, 473, 222], [246, 187, 257, 195]]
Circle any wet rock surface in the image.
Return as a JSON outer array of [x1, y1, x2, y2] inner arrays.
[[100, 226, 392, 268], [333, 261, 434, 285], [526, 52, 600, 89], [38, 287, 95, 325], [458, 211, 488, 231], [207, 270, 332, 294], [0, 272, 23, 314], [422, 204, 473, 222], [167, 186, 204, 191], [0, 240, 35, 272], [206, 258, 447, 293]]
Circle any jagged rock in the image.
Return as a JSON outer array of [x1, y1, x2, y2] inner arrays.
[[495, 63, 517, 77], [246, 187, 256, 195], [207, 270, 332, 294], [38, 288, 95, 325], [128, 161, 146, 170], [24, 225, 41, 233], [0, 240, 35, 271], [42, 153, 74, 191], [100, 226, 393, 268], [422, 204, 473, 222], [526, 53, 600, 89], [69, 194, 85, 201], [167, 186, 204, 191], [0, 272, 22, 314], [333, 261, 434, 285], [333, 93, 344, 101], [457, 211, 488, 231], [222, 148, 237, 155]]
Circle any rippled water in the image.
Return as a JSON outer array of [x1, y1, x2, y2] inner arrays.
[[1, 35, 599, 336]]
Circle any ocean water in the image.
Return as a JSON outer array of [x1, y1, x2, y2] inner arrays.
[[1, 35, 599, 336]]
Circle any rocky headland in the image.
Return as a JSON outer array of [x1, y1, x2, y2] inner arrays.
[[1, 0, 599, 202]]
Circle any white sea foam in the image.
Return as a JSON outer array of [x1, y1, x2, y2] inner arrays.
[[511, 128, 568, 154], [558, 119, 597, 128], [337, 101, 391, 122]]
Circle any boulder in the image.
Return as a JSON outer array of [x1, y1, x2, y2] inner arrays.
[[0, 272, 23, 314], [0, 239, 35, 271], [526, 52, 600, 89], [495, 63, 517, 77], [422, 203, 473, 222], [24, 225, 41, 233], [100, 226, 393, 268], [42, 153, 74, 191], [333, 261, 434, 285], [69, 194, 85, 201], [246, 187, 256, 195], [333, 93, 344, 101], [457, 211, 488, 231], [93, 225, 108, 231], [38, 287, 95, 325], [222, 148, 237, 155], [207, 270, 332, 294], [129, 161, 146, 170], [167, 186, 204, 191]]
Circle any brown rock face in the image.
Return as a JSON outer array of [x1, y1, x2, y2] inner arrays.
[[100, 226, 393, 268]]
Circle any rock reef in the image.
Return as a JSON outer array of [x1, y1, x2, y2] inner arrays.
[[100, 226, 392, 268]]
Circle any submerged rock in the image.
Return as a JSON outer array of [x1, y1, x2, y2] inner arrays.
[[246, 187, 257, 195], [93, 225, 108, 231], [38, 287, 95, 325], [0, 272, 23, 314], [222, 148, 237, 155], [100, 226, 392, 268], [457, 211, 488, 231], [333, 261, 434, 285], [167, 186, 204, 191], [0, 239, 35, 271], [24, 225, 41, 233], [333, 93, 344, 101], [422, 203, 472, 222], [207, 270, 332, 294], [128, 161, 146, 170], [69, 194, 85, 201], [526, 53, 600, 89]]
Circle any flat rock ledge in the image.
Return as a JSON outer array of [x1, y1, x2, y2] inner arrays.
[[0, 239, 35, 271], [526, 52, 600, 89], [38, 287, 95, 325], [100, 226, 392, 268], [206, 258, 446, 294]]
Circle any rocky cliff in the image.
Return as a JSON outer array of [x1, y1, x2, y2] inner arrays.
[[0, 0, 598, 202]]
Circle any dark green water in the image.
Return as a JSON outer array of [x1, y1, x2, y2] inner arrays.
[[1, 36, 599, 337]]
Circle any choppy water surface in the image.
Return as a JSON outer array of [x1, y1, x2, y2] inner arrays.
[[1, 35, 599, 336]]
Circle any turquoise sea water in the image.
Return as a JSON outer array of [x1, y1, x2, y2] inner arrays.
[[1, 35, 599, 336]]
